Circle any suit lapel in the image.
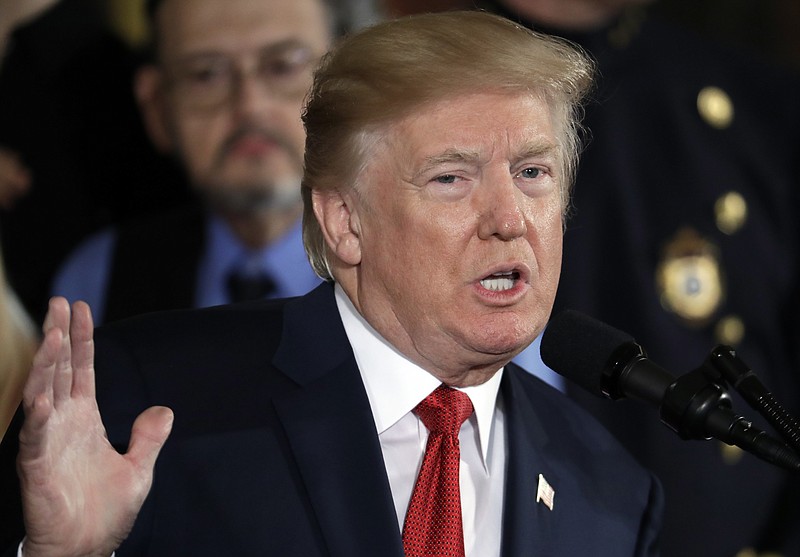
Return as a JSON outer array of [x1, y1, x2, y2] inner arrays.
[[500, 365, 562, 556], [270, 286, 571, 557], [272, 284, 405, 557]]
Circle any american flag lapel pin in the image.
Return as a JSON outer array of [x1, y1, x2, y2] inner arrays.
[[536, 473, 555, 511]]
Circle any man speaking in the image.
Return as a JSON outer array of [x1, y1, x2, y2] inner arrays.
[[4, 11, 661, 557]]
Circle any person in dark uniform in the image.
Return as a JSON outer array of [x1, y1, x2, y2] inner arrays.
[[473, 1, 800, 556]]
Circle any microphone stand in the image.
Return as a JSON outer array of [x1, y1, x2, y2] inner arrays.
[[705, 345, 800, 456], [658, 349, 800, 473], [704, 347, 800, 554]]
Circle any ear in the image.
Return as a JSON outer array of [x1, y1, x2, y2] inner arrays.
[[312, 188, 362, 267], [134, 64, 173, 153]]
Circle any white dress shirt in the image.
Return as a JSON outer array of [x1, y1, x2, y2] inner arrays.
[[335, 285, 506, 557]]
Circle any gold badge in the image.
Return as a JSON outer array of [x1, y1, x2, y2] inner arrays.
[[715, 191, 748, 235], [715, 315, 745, 347], [697, 86, 734, 129], [656, 228, 724, 326]]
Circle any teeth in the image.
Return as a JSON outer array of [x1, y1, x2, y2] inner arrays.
[[481, 275, 516, 291]]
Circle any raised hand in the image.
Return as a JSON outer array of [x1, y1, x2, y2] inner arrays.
[[17, 298, 173, 557]]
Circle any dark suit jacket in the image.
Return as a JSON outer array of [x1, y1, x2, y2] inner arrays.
[[80, 282, 661, 556], [102, 204, 207, 324]]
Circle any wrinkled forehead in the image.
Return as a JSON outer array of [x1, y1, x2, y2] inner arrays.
[[369, 90, 562, 162], [156, 0, 331, 61]]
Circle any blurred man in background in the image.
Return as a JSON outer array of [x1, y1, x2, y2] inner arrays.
[[50, 0, 335, 324]]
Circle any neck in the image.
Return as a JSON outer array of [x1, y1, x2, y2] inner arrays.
[[221, 204, 303, 249], [427, 365, 504, 389]]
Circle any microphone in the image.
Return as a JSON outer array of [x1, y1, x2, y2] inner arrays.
[[540, 309, 800, 473]]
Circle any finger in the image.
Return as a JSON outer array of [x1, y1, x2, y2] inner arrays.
[[42, 297, 71, 336], [21, 328, 61, 431], [51, 302, 74, 407], [16, 395, 55, 467], [70, 301, 96, 398], [126, 406, 174, 480]]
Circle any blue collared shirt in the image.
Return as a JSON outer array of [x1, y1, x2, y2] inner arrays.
[[51, 214, 321, 325], [512, 328, 564, 391]]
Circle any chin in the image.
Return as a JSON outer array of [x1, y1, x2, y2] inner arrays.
[[469, 332, 528, 359], [475, 313, 537, 348]]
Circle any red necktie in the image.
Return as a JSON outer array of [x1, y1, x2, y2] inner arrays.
[[402, 385, 474, 557]]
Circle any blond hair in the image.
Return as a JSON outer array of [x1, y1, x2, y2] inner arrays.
[[301, 10, 594, 280], [0, 253, 37, 441]]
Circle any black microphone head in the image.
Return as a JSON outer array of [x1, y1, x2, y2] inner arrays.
[[541, 309, 636, 396]]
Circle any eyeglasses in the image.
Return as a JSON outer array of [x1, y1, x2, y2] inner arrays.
[[163, 41, 318, 111]]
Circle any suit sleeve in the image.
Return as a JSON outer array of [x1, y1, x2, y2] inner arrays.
[[635, 472, 664, 557]]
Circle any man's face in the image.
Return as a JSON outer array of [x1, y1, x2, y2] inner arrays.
[[156, 0, 330, 213], [348, 92, 564, 383]]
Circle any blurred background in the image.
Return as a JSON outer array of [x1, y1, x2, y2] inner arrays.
[[95, 0, 800, 71], [386, 1, 800, 70]]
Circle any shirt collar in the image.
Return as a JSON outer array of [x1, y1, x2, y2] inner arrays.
[[334, 284, 503, 466], [198, 214, 320, 305]]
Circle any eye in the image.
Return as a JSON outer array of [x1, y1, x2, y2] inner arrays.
[[434, 174, 458, 184], [518, 167, 542, 179], [178, 58, 231, 86], [190, 67, 225, 84], [514, 163, 556, 197], [263, 46, 314, 78]]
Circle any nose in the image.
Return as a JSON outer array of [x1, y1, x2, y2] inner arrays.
[[477, 171, 528, 241]]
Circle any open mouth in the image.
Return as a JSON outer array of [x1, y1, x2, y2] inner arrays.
[[480, 270, 520, 292]]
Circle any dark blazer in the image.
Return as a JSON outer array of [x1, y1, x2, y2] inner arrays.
[[83, 282, 662, 556], [102, 204, 207, 324]]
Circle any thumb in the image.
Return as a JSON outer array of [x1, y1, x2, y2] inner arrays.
[[126, 406, 173, 474]]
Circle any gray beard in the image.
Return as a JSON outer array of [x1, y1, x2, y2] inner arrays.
[[198, 178, 302, 215]]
